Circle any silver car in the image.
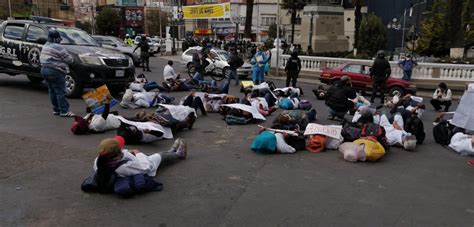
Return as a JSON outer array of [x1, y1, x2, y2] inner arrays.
[[92, 35, 141, 67]]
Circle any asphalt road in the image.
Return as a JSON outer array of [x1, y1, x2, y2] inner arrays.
[[0, 56, 473, 227]]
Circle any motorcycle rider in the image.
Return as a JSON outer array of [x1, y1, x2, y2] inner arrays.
[[370, 50, 391, 104]]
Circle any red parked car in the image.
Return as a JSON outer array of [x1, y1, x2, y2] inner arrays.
[[319, 63, 417, 96]]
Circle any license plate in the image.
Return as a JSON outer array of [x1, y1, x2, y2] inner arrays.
[[116, 70, 125, 77]]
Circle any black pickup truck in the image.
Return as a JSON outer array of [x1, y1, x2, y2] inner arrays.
[[0, 19, 135, 97]]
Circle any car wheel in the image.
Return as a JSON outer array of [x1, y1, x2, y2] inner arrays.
[[27, 75, 43, 84], [65, 72, 84, 98], [388, 86, 404, 97]]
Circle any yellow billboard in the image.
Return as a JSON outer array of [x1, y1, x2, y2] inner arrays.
[[183, 3, 230, 19]]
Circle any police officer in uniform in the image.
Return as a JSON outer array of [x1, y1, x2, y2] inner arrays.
[[133, 35, 151, 72], [370, 50, 391, 103]]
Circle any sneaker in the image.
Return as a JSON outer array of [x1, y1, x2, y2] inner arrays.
[[53, 111, 60, 116], [176, 139, 187, 159], [60, 112, 75, 117], [170, 138, 181, 152]]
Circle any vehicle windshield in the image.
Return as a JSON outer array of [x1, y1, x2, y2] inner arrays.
[[216, 51, 230, 61], [110, 37, 127, 47], [53, 27, 99, 46]]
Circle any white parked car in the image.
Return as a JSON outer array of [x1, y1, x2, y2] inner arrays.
[[92, 35, 141, 67], [133, 36, 159, 56], [181, 47, 252, 79]]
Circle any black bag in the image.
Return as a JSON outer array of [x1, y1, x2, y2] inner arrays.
[[81, 160, 128, 193], [341, 126, 361, 142], [405, 116, 425, 144], [361, 123, 389, 149], [433, 120, 453, 145], [286, 135, 306, 151]]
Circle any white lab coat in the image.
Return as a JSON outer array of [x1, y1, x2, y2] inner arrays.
[[163, 65, 178, 80], [86, 114, 121, 132], [379, 114, 410, 146], [449, 132, 474, 156], [94, 150, 162, 177], [116, 116, 173, 142]]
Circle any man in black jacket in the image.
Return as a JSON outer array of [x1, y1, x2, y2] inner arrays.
[[227, 48, 244, 85], [370, 50, 391, 103], [285, 51, 302, 87], [133, 35, 151, 72], [326, 76, 357, 120]]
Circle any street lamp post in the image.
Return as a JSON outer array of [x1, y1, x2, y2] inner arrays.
[[305, 11, 317, 53], [231, 15, 243, 42]]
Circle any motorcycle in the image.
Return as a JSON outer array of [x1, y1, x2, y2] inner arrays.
[[187, 58, 229, 81]]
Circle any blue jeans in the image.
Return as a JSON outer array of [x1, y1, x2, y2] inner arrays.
[[252, 66, 264, 84], [144, 81, 169, 92], [227, 69, 239, 85], [41, 67, 69, 114], [402, 70, 412, 81]]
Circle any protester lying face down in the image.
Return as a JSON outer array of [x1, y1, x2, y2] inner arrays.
[[326, 75, 357, 120], [71, 101, 121, 135], [84, 136, 187, 196], [250, 130, 297, 154]]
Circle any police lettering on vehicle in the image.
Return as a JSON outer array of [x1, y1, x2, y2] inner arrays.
[[0, 46, 18, 60]]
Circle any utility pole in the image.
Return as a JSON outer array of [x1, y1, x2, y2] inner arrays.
[[276, 0, 280, 77], [8, 0, 12, 19]]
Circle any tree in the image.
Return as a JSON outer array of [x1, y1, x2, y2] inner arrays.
[[96, 8, 121, 36], [244, 0, 254, 39], [463, 0, 474, 48], [76, 21, 92, 34], [268, 23, 277, 39], [282, 0, 306, 44], [357, 13, 387, 56], [416, 0, 449, 57], [145, 9, 168, 38], [353, 0, 365, 49], [448, 0, 464, 48]]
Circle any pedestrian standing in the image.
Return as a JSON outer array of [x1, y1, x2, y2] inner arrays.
[[39, 29, 75, 117], [192, 51, 203, 82], [398, 54, 417, 81], [370, 50, 391, 104], [228, 48, 244, 85], [430, 82, 452, 112], [134, 35, 151, 72], [250, 45, 268, 85], [285, 51, 302, 87]]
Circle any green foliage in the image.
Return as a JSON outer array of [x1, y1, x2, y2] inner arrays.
[[281, 0, 306, 11], [416, 0, 449, 57], [96, 8, 121, 36], [357, 13, 387, 56], [76, 21, 92, 34]]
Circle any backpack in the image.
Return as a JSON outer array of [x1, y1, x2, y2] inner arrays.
[[279, 98, 294, 110], [341, 126, 361, 142], [405, 116, 425, 144], [306, 135, 327, 153], [250, 131, 277, 153], [298, 100, 312, 110], [433, 120, 453, 146], [360, 123, 388, 149], [353, 138, 386, 161]]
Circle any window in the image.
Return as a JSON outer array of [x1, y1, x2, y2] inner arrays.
[[26, 26, 47, 43], [294, 17, 302, 25], [362, 65, 371, 75], [185, 49, 197, 56], [342, 64, 362, 73], [262, 17, 276, 26], [4, 24, 25, 40]]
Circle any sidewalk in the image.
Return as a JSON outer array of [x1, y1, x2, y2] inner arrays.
[[266, 74, 440, 99]]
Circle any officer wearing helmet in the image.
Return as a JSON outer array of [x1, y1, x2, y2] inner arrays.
[[39, 29, 75, 117], [284, 50, 302, 87], [124, 34, 133, 46], [133, 35, 151, 72], [370, 50, 391, 103]]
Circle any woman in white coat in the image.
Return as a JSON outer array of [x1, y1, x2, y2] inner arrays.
[[93, 137, 187, 191]]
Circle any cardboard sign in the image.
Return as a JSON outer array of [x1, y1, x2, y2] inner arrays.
[[240, 80, 254, 88], [304, 123, 342, 139], [82, 85, 118, 114]]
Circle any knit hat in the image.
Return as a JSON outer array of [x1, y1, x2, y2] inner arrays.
[[97, 138, 122, 158], [71, 116, 88, 135], [114, 136, 125, 149]]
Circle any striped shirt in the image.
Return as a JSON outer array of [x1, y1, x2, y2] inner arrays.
[[40, 42, 73, 74]]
